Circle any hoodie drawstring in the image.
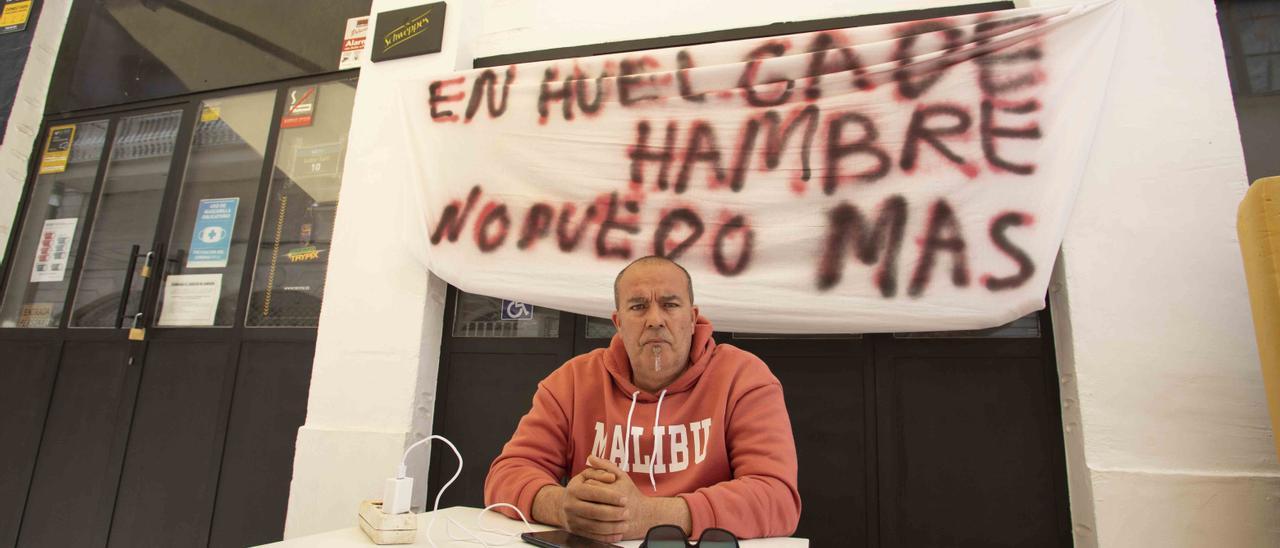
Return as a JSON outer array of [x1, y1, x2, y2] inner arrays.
[[620, 389, 667, 493], [648, 389, 667, 492], [622, 391, 639, 476]]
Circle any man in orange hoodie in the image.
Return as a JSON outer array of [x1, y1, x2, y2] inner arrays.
[[484, 256, 801, 543]]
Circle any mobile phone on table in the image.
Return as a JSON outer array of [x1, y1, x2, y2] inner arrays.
[[521, 529, 622, 548]]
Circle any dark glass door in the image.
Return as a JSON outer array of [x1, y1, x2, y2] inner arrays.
[[69, 110, 184, 328], [0, 119, 111, 328], [0, 74, 359, 548], [0, 115, 118, 548]]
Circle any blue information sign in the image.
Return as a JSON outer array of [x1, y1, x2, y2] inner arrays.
[[187, 197, 239, 268]]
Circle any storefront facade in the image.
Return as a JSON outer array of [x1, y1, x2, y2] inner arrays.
[[0, 2, 368, 547], [0, 1, 1275, 547]]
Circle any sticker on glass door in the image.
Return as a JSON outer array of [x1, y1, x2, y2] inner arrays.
[[38, 124, 76, 174], [188, 197, 238, 268], [501, 300, 533, 320]]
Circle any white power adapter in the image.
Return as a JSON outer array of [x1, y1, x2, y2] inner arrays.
[[383, 465, 414, 515], [358, 464, 417, 544]]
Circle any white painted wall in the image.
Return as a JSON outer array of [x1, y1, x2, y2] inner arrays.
[[290, 0, 1280, 546], [0, 0, 72, 260]]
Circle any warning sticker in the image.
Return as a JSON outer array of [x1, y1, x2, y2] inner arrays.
[[0, 0, 32, 34], [281, 85, 318, 129], [339, 16, 369, 70], [38, 124, 76, 174]]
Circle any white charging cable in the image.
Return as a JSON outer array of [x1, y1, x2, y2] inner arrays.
[[443, 503, 535, 547], [394, 434, 536, 548]]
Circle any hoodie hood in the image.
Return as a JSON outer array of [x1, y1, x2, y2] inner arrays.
[[604, 315, 715, 401]]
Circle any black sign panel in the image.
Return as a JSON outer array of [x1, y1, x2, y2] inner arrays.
[[371, 2, 446, 63]]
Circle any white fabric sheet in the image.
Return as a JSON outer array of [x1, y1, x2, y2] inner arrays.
[[389, 1, 1122, 333]]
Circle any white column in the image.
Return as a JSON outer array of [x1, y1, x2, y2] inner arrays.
[[0, 0, 73, 257], [1045, 0, 1280, 546], [283, 0, 481, 537]]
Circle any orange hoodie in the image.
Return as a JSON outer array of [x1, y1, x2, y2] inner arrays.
[[484, 316, 801, 539]]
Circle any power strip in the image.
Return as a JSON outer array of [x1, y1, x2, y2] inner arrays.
[[358, 500, 417, 545]]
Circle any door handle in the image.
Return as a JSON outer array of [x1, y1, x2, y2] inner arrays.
[[129, 242, 167, 341], [165, 248, 184, 276], [116, 244, 141, 329]]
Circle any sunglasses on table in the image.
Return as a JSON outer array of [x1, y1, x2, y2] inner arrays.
[[639, 525, 739, 548]]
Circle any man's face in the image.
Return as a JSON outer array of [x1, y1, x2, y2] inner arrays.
[[611, 261, 699, 380]]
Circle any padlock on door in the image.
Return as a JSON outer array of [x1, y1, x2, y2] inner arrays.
[[140, 251, 154, 279], [128, 313, 146, 341]]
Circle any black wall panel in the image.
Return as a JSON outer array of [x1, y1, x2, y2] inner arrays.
[[107, 340, 234, 548], [876, 343, 1069, 548], [731, 339, 873, 546], [17, 341, 133, 548], [0, 339, 57, 548], [208, 340, 315, 548]]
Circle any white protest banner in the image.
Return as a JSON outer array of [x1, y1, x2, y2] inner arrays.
[[389, 1, 1121, 333]]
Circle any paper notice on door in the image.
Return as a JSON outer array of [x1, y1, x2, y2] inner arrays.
[[30, 217, 77, 282], [157, 274, 222, 326]]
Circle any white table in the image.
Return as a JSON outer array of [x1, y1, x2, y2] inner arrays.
[[258, 506, 807, 547]]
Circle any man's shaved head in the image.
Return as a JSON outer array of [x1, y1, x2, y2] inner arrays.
[[613, 256, 694, 310], [611, 256, 701, 392]]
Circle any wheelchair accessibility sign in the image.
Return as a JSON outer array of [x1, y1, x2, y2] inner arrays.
[[188, 197, 238, 268], [500, 299, 533, 320]]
